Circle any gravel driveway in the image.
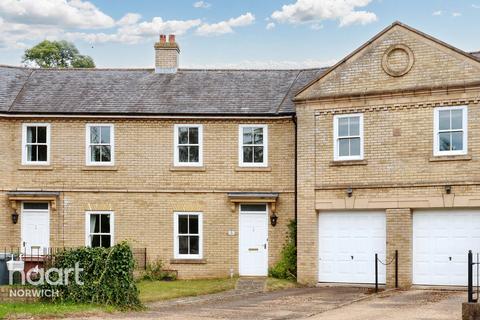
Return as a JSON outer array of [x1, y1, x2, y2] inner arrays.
[[65, 287, 464, 320]]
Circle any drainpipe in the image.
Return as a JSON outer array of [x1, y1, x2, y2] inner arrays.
[[292, 115, 298, 247]]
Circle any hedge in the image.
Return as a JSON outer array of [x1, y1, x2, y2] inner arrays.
[[42, 242, 141, 310]]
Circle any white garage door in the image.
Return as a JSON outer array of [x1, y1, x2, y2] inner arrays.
[[318, 211, 386, 284], [413, 209, 480, 286]]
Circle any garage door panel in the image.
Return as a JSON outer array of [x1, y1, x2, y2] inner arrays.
[[318, 211, 386, 284], [413, 209, 480, 286]]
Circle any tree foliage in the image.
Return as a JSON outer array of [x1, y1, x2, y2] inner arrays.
[[22, 40, 95, 68], [269, 220, 297, 280]]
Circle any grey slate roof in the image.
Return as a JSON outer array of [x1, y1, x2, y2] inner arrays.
[[2, 49, 478, 116], [0, 65, 327, 116]]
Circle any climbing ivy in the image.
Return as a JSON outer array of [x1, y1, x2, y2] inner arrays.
[[269, 220, 297, 280]]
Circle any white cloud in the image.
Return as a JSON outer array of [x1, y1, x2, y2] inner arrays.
[[271, 0, 377, 27], [196, 12, 255, 36], [473, 4, 480, 9], [266, 22, 275, 30], [116, 13, 142, 26], [193, 1, 211, 9], [0, 0, 115, 29], [432, 10, 443, 16], [311, 23, 323, 30], [452, 12, 462, 17], [127, 17, 202, 37], [184, 58, 337, 69], [0, 17, 63, 49], [69, 17, 202, 44]]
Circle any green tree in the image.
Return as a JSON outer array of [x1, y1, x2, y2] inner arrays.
[[22, 40, 95, 68]]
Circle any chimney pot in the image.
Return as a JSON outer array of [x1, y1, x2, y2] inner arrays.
[[168, 34, 175, 43], [160, 34, 166, 43]]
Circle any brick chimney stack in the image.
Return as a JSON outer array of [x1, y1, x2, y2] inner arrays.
[[154, 34, 180, 74]]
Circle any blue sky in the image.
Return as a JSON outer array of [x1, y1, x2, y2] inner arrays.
[[0, 0, 479, 68]]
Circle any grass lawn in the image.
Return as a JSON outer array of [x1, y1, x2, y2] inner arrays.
[[138, 278, 237, 303], [0, 278, 293, 318], [0, 302, 114, 319]]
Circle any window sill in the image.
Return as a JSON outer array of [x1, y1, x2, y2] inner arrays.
[[82, 166, 118, 171], [429, 155, 472, 162], [170, 166, 206, 172], [170, 259, 206, 264], [18, 165, 53, 171], [329, 160, 368, 166], [235, 166, 271, 172]]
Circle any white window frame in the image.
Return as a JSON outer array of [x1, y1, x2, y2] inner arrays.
[[85, 124, 115, 166], [173, 124, 203, 167], [173, 212, 203, 259], [433, 106, 468, 156], [22, 123, 51, 165], [238, 124, 268, 167], [333, 113, 364, 161], [85, 211, 115, 248]]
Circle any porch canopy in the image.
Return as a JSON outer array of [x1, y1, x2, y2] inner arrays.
[[227, 192, 279, 213], [7, 191, 60, 213]]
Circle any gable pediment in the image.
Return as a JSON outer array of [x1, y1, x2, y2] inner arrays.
[[296, 22, 480, 101]]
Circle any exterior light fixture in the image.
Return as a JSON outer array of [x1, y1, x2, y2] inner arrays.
[[270, 213, 278, 227], [12, 211, 19, 224], [346, 187, 353, 197], [445, 185, 452, 194]]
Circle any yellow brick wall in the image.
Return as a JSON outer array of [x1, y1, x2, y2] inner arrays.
[[314, 100, 480, 187], [386, 208, 412, 289], [296, 106, 318, 284], [1, 118, 295, 278], [155, 48, 178, 70], [7, 119, 294, 191], [297, 25, 480, 100]]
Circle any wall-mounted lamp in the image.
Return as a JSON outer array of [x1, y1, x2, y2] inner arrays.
[[445, 185, 452, 194], [346, 187, 353, 198], [11, 211, 19, 224], [270, 213, 278, 227]]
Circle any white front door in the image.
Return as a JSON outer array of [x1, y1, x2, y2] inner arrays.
[[239, 204, 268, 276], [21, 202, 50, 255], [318, 211, 386, 284], [413, 209, 480, 286]]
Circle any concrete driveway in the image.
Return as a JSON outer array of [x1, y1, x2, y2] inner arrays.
[[68, 287, 465, 320], [309, 289, 463, 320]]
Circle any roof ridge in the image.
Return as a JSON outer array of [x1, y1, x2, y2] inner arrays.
[[0, 64, 328, 72]]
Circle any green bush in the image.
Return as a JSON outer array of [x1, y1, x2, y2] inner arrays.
[[43, 242, 141, 310], [269, 220, 297, 280], [142, 259, 177, 281]]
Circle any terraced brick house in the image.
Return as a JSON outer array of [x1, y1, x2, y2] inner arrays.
[[0, 34, 324, 279], [1, 22, 480, 286]]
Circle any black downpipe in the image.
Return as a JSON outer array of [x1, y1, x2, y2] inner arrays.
[[469, 250, 474, 303], [293, 115, 298, 247]]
